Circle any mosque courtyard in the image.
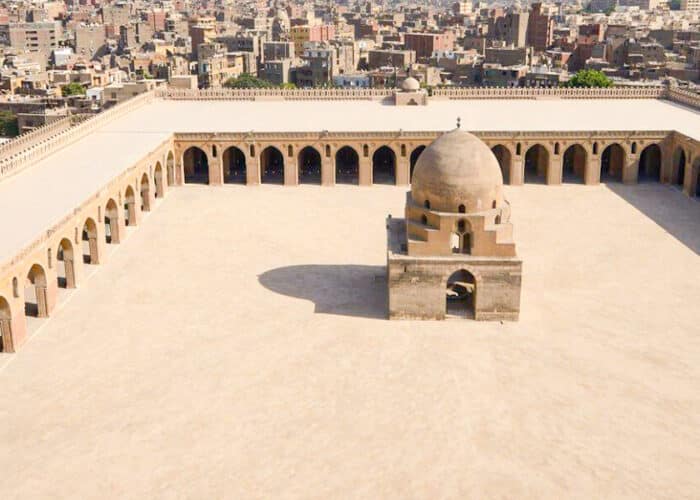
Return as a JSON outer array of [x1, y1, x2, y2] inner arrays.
[[1, 182, 699, 499]]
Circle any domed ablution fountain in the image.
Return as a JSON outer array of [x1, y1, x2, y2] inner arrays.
[[386, 125, 523, 321]]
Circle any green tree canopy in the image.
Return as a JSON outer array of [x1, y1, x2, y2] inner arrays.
[[223, 73, 275, 89], [61, 82, 86, 96], [0, 110, 19, 138], [563, 70, 613, 88]]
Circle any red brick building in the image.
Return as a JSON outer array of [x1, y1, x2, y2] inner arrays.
[[404, 32, 452, 59], [526, 3, 554, 52]]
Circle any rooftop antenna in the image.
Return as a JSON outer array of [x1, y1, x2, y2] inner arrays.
[[456, 117, 461, 129]]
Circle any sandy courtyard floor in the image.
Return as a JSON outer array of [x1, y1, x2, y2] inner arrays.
[[1, 183, 699, 499]]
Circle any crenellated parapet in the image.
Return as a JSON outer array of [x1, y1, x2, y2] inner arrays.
[[156, 87, 395, 101], [155, 85, 685, 102], [431, 86, 666, 100]]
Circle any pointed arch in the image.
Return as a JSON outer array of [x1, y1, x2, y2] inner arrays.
[[298, 146, 322, 184], [81, 217, 99, 264], [446, 269, 476, 319], [124, 185, 137, 226], [562, 144, 587, 184], [372, 146, 396, 185], [601, 143, 625, 182], [335, 146, 359, 185], [223, 146, 247, 184], [57, 238, 76, 289], [183, 146, 209, 184], [638, 144, 661, 182], [25, 263, 49, 318], [672, 147, 686, 187], [524, 144, 549, 184], [105, 198, 121, 244], [491, 145, 512, 185], [261, 146, 285, 184]]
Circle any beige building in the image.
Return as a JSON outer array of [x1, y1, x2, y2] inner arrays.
[[4, 21, 61, 57], [103, 79, 164, 104], [368, 48, 416, 70], [75, 24, 106, 59], [197, 43, 244, 88], [680, 0, 699, 10]]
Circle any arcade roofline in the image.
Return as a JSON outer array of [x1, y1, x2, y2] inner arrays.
[[0, 85, 697, 184], [155, 85, 699, 108], [172, 129, 672, 142]]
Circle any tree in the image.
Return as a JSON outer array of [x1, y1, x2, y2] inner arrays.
[[223, 73, 275, 89], [0, 110, 19, 138], [61, 82, 86, 96], [669, 0, 681, 9], [563, 70, 613, 88]]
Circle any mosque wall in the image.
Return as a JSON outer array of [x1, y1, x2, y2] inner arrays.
[[0, 138, 174, 353], [1, 87, 699, 351]]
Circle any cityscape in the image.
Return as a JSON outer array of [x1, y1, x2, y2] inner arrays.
[[0, 0, 697, 132]]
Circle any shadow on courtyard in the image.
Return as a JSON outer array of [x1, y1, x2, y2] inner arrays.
[[606, 182, 700, 255], [258, 265, 387, 319]]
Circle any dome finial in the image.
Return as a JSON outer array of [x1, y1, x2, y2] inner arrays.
[[456, 117, 461, 129]]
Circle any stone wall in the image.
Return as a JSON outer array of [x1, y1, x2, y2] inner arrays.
[[386, 217, 521, 321]]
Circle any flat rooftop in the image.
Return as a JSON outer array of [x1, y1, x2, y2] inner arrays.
[[2, 96, 699, 266], [0, 121, 170, 265], [1, 184, 699, 498], [107, 97, 700, 137]]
